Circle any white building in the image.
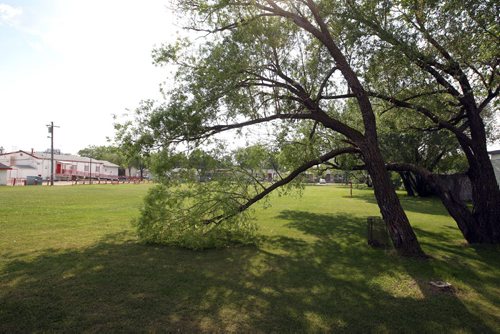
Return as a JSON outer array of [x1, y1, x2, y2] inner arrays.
[[0, 150, 120, 183], [0, 163, 11, 185], [489, 150, 500, 188]]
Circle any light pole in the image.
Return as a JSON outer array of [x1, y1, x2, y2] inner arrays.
[[46, 122, 60, 186]]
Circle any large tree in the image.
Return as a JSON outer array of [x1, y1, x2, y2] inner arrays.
[[377, 114, 467, 197], [339, 0, 500, 243], [114, 111, 153, 179], [126, 0, 427, 257]]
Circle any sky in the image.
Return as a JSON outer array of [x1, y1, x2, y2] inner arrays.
[[0, 0, 178, 154], [0, 1, 498, 155]]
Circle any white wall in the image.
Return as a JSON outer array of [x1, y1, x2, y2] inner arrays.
[[103, 166, 118, 178], [0, 152, 41, 179], [0, 152, 119, 181], [0, 170, 7, 185], [492, 159, 500, 188]]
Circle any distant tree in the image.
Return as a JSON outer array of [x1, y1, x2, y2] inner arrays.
[[234, 144, 278, 180], [149, 150, 188, 180], [113, 113, 153, 180], [77, 145, 125, 166], [188, 148, 218, 181]]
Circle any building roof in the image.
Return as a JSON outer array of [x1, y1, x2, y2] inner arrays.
[[34, 152, 119, 167], [488, 150, 500, 155], [0, 162, 12, 170], [0, 150, 37, 158], [0, 150, 120, 169], [96, 160, 120, 168], [34, 152, 95, 163]]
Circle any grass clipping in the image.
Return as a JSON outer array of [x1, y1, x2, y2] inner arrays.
[[134, 183, 258, 250]]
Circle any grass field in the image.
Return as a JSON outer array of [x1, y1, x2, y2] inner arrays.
[[0, 184, 499, 333]]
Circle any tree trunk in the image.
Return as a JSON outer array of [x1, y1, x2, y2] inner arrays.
[[466, 149, 500, 243], [429, 156, 500, 244], [427, 175, 478, 242], [399, 172, 415, 197], [414, 173, 433, 197], [388, 162, 499, 244], [459, 108, 500, 243], [361, 143, 426, 258]]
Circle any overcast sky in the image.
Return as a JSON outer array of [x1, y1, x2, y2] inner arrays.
[[0, 0, 177, 154]]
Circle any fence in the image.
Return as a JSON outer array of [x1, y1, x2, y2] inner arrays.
[[6, 177, 153, 186]]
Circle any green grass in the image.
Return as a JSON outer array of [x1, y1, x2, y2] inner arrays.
[[0, 184, 499, 333]]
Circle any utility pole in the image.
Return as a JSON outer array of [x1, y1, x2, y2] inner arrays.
[[46, 122, 60, 186]]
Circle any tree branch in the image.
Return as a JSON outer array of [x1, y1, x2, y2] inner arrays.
[[369, 92, 473, 146], [316, 66, 339, 101], [201, 113, 314, 136], [183, 13, 274, 35], [320, 93, 357, 100], [206, 146, 360, 224]]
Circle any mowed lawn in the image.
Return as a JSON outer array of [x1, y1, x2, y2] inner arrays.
[[0, 184, 499, 333]]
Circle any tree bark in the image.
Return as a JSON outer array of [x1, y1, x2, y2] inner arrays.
[[459, 104, 500, 243], [466, 147, 500, 243], [413, 173, 433, 197], [428, 175, 477, 242], [388, 162, 499, 244], [399, 172, 415, 197], [360, 142, 426, 258]]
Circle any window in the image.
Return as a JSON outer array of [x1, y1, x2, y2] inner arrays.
[[84, 165, 89, 172], [95, 166, 100, 172]]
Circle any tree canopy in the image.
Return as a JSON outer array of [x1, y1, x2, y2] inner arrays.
[[78, 145, 124, 166], [340, 0, 500, 242], [116, 0, 499, 255]]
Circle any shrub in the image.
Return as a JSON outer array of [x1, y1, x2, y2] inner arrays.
[[134, 183, 258, 250]]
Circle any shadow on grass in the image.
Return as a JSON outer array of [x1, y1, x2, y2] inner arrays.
[[1, 215, 498, 333], [347, 191, 451, 217]]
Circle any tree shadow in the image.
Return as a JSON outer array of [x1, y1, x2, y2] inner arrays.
[[347, 192, 451, 217], [410, 226, 500, 307], [274, 210, 499, 331], [0, 216, 498, 333]]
